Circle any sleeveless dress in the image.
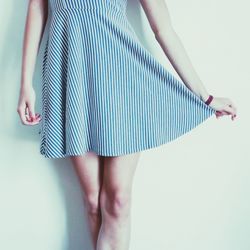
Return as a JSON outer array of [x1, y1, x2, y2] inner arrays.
[[39, 0, 216, 158]]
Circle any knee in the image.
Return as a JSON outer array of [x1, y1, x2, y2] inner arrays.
[[83, 193, 100, 216], [100, 188, 131, 219]]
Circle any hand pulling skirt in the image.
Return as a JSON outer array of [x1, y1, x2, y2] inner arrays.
[[39, 0, 216, 158]]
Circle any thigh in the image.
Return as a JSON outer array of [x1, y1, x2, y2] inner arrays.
[[70, 151, 104, 198], [102, 152, 141, 192]]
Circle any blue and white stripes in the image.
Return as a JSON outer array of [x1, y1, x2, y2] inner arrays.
[[39, 0, 216, 158]]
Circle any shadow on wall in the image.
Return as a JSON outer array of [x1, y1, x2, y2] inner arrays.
[[0, 1, 149, 250]]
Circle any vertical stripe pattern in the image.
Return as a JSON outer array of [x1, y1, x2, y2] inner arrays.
[[39, 0, 216, 158]]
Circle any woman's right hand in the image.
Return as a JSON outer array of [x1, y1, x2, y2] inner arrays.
[[17, 84, 41, 125], [207, 96, 237, 121]]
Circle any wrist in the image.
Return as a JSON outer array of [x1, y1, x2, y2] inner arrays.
[[21, 72, 33, 84], [199, 92, 210, 102], [201, 94, 214, 106], [20, 81, 33, 93], [21, 77, 33, 87]]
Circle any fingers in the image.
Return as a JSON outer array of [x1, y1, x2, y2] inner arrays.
[[17, 104, 30, 125], [25, 112, 42, 125], [226, 99, 237, 115], [215, 111, 224, 118], [216, 102, 237, 121], [30, 113, 42, 124], [224, 103, 237, 120], [17, 104, 42, 125], [26, 100, 35, 122]]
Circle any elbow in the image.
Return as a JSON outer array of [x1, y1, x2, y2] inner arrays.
[[153, 28, 162, 39], [29, 0, 46, 11], [29, 0, 48, 18], [153, 25, 175, 39], [29, 0, 41, 7]]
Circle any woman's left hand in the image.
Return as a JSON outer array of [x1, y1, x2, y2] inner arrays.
[[207, 96, 237, 121]]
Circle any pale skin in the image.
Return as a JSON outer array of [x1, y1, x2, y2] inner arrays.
[[17, 0, 237, 250]]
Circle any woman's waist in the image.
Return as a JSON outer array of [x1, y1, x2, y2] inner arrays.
[[49, 0, 127, 13]]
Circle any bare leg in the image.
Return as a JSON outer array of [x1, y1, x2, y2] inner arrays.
[[96, 152, 141, 250], [70, 152, 104, 249]]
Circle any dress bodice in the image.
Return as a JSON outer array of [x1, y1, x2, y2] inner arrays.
[[48, 0, 127, 13]]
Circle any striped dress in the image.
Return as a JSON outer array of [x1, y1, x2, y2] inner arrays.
[[39, 0, 216, 158]]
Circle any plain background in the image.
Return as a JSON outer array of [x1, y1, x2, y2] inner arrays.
[[0, 0, 249, 249]]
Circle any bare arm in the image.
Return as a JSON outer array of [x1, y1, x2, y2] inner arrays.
[[139, 0, 210, 102], [17, 0, 48, 125]]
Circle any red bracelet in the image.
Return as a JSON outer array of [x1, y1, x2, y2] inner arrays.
[[205, 95, 213, 105]]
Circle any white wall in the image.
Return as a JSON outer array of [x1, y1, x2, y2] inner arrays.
[[1, 0, 249, 249]]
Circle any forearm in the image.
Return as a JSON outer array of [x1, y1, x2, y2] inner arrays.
[[21, 0, 48, 88], [154, 28, 210, 102]]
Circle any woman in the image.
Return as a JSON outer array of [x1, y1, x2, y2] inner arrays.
[[17, 0, 237, 249]]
